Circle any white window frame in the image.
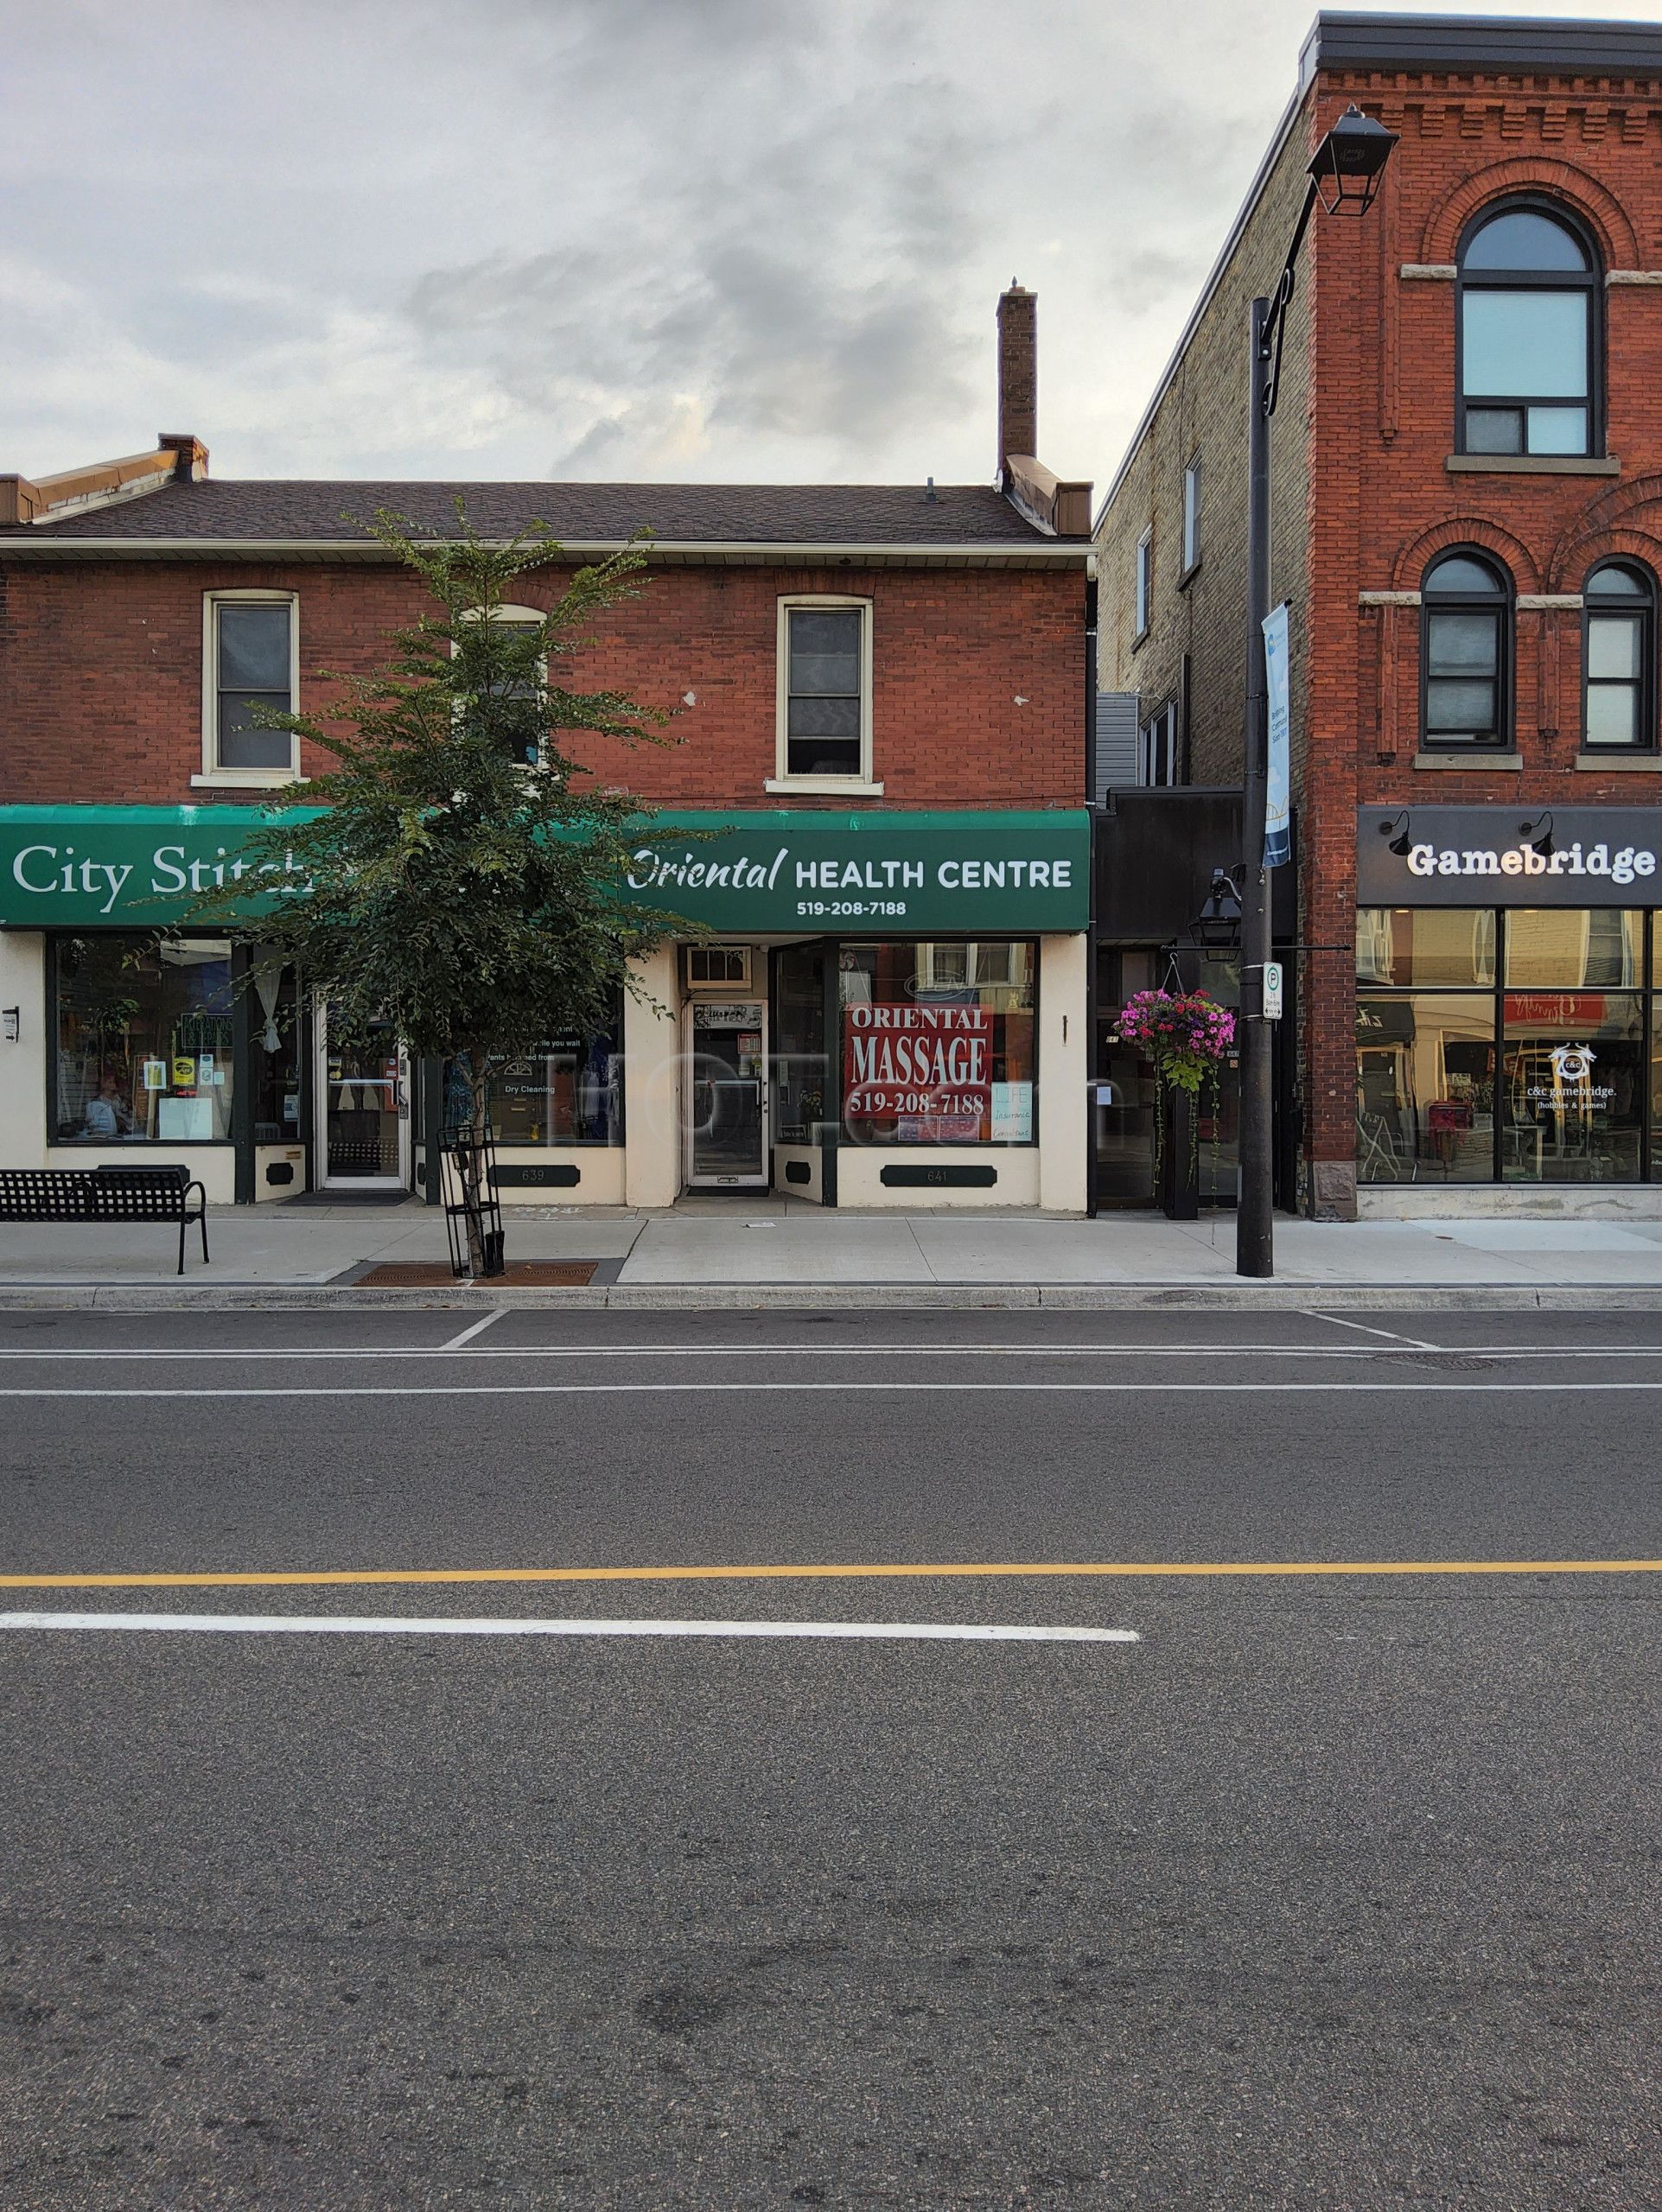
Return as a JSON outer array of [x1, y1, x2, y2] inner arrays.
[[1138, 700, 1178, 787], [195, 589, 302, 788], [1134, 530, 1152, 639], [1182, 457, 1201, 575], [454, 603, 549, 768], [766, 594, 882, 796]]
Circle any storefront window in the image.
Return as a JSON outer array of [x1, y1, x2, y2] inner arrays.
[[53, 935, 235, 1144], [1357, 990, 1498, 1182], [1355, 907, 1495, 988], [1502, 989, 1642, 1180], [1358, 906, 1653, 1184], [1504, 906, 1642, 988], [249, 963, 302, 1145], [839, 939, 1036, 1146], [773, 943, 831, 1142], [448, 1000, 626, 1146]]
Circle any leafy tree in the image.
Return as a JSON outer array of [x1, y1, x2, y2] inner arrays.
[[188, 506, 681, 1274]]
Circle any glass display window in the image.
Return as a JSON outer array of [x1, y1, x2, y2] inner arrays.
[[1502, 990, 1643, 1181], [448, 998, 626, 1147], [1355, 907, 1495, 988], [1356, 992, 1498, 1183], [839, 940, 1036, 1146], [1504, 907, 1642, 989], [772, 943, 831, 1143], [52, 935, 234, 1144]]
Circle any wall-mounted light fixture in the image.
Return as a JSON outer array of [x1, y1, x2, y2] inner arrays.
[[1520, 810, 1556, 860], [1378, 810, 1414, 857], [1, 1007, 18, 1044]]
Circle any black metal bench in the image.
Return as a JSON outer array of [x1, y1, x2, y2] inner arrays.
[[0, 1166, 210, 1275]]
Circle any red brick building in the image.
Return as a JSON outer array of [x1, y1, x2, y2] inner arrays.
[[0, 296, 1094, 1211], [1096, 10, 1662, 1217]]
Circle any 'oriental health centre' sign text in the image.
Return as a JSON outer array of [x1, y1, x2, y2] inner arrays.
[[0, 805, 1091, 933]]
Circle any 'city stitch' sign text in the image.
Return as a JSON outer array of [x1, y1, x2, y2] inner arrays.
[[10, 842, 310, 917]]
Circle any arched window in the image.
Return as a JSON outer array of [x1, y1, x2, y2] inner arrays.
[[1583, 562, 1657, 751], [1457, 201, 1599, 457], [1421, 551, 1511, 750]]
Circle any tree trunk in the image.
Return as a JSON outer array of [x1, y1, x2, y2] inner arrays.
[[457, 1058, 493, 1278]]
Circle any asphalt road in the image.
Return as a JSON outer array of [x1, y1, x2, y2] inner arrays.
[[0, 1306, 1658, 2209]]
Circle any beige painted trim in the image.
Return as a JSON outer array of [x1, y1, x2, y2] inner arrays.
[[774, 592, 874, 790], [1606, 270, 1662, 286], [1574, 752, 1662, 770], [1518, 594, 1582, 610], [201, 588, 300, 781], [762, 777, 884, 797], [1359, 589, 1420, 607], [1446, 454, 1621, 477], [1413, 753, 1522, 771], [1400, 263, 1457, 281]]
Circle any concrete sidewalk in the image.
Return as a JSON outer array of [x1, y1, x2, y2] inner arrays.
[[8, 1194, 1662, 1305]]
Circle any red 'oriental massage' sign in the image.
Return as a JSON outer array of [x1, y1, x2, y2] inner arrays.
[[844, 1002, 992, 1119]]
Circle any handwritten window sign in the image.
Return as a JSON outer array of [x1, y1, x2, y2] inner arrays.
[[844, 1003, 992, 1121]]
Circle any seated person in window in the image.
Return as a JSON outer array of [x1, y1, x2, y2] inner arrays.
[[82, 1069, 137, 1139]]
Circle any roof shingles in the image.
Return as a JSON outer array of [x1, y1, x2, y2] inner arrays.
[[0, 479, 1082, 548]]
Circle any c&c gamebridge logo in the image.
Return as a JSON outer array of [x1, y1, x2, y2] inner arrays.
[[1526, 1042, 1615, 1105]]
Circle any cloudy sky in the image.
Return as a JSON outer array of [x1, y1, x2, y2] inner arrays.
[[1, 0, 1644, 492]]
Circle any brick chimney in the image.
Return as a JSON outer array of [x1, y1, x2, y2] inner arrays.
[[997, 282, 1037, 483], [158, 432, 209, 481]]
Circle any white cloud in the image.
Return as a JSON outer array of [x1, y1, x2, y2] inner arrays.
[[0, 0, 1651, 487]]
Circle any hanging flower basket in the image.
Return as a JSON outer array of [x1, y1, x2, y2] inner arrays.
[[1115, 988, 1236, 1198]]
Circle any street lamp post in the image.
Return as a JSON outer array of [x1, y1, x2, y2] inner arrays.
[[1238, 104, 1398, 1278]]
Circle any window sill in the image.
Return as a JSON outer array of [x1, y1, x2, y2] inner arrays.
[[1130, 628, 1149, 654], [1575, 751, 1662, 771], [190, 772, 308, 790], [1176, 562, 1201, 593], [763, 777, 884, 797], [1413, 752, 1520, 769], [1446, 454, 1620, 477]]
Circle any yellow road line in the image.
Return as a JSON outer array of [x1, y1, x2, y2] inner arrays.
[[0, 1559, 1659, 1589]]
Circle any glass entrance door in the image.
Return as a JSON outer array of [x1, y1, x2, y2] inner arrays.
[[686, 999, 768, 1188], [317, 1006, 408, 1188]]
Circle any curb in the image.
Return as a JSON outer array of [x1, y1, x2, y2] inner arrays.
[[3, 1281, 1662, 1313]]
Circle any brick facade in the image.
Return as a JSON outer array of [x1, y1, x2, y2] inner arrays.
[[1096, 13, 1662, 1216], [0, 558, 1086, 813]]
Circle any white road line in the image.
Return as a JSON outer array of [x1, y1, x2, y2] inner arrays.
[[0, 1611, 1138, 1645], [1, 1381, 1660, 1398], [0, 1344, 1659, 1363], [1300, 1312, 1441, 1351], [440, 1309, 507, 1351]]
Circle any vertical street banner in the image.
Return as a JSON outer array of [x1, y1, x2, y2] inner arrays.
[[1263, 601, 1291, 869]]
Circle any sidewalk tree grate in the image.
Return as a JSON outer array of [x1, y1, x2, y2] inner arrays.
[[355, 1261, 598, 1287]]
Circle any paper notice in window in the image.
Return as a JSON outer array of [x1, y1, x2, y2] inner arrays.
[[142, 1060, 167, 1091], [991, 1082, 1032, 1141]]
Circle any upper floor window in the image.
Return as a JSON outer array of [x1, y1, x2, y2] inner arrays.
[[1583, 562, 1657, 750], [1138, 699, 1178, 785], [771, 596, 876, 791], [1421, 551, 1511, 750], [1134, 529, 1152, 637], [1181, 459, 1201, 575], [455, 604, 546, 766], [1457, 201, 1599, 457], [202, 592, 297, 781]]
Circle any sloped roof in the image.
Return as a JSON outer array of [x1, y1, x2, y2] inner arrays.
[[0, 476, 1086, 550]]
